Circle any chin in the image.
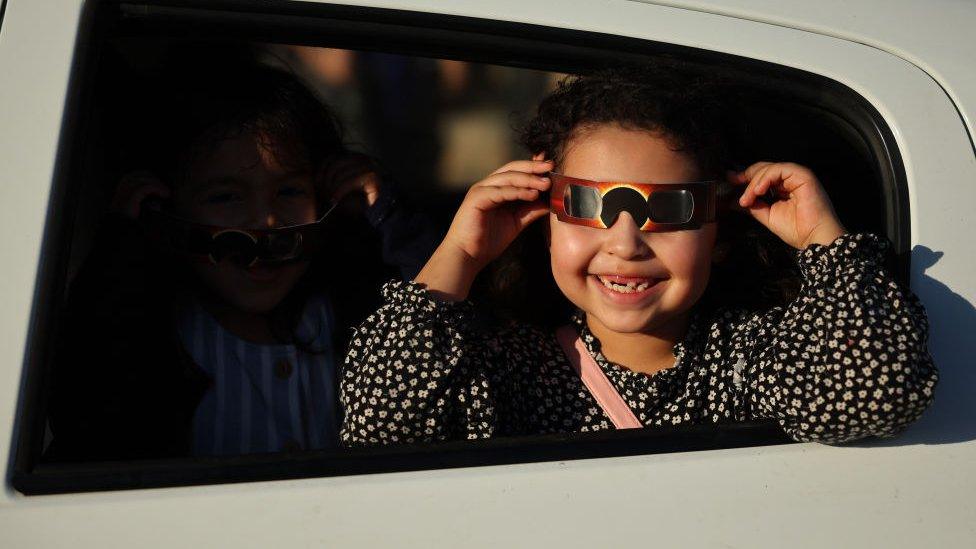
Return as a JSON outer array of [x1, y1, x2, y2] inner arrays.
[[592, 310, 659, 334], [588, 298, 692, 335], [226, 292, 291, 315], [195, 261, 308, 316]]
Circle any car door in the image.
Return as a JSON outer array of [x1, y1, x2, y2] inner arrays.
[[1, 0, 974, 547]]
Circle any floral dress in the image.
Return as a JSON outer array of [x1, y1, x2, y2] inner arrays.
[[340, 233, 938, 446]]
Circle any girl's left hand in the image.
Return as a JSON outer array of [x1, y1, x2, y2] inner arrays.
[[323, 152, 382, 207], [730, 161, 847, 249], [332, 171, 381, 208]]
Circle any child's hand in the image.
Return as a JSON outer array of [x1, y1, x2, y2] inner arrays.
[[730, 162, 847, 249], [332, 172, 381, 208], [324, 152, 381, 208], [443, 160, 552, 268], [415, 159, 552, 301], [111, 170, 170, 220]]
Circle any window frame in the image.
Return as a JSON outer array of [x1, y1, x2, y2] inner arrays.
[[10, 0, 909, 495]]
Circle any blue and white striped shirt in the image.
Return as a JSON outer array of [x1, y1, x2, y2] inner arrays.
[[178, 296, 338, 456]]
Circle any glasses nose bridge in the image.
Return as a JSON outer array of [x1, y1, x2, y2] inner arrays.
[[242, 194, 280, 229]]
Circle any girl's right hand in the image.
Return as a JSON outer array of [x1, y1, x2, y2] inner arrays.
[[111, 171, 170, 220], [444, 160, 553, 269], [415, 159, 552, 301]]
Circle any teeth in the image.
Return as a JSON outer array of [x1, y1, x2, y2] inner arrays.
[[597, 276, 651, 293]]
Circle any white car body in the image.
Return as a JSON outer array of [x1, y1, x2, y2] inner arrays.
[[1, 0, 974, 546]]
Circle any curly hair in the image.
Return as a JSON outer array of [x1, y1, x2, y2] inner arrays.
[[521, 61, 732, 179], [474, 61, 799, 326]]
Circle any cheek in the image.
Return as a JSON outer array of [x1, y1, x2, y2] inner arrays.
[[548, 217, 599, 285], [655, 226, 716, 283], [190, 261, 235, 288], [278, 194, 318, 225], [297, 200, 318, 223]]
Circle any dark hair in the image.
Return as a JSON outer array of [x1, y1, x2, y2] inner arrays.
[[521, 61, 731, 180], [142, 51, 349, 212], [477, 61, 799, 325]]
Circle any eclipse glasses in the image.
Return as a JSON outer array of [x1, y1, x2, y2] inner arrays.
[[143, 202, 337, 268], [549, 172, 720, 232]]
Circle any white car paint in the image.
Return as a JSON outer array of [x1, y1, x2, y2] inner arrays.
[[1, 0, 974, 547], [646, 0, 976, 142]]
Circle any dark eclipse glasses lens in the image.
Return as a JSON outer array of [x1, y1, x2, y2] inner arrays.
[[206, 230, 304, 267], [564, 184, 696, 226], [209, 230, 261, 266], [144, 203, 335, 268], [648, 189, 694, 224]]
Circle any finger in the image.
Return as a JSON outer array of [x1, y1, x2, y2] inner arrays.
[[331, 178, 363, 201], [741, 161, 774, 182], [478, 171, 551, 191], [490, 159, 553, 176], [360, 174, 382, 207], [743, 200, 772, 228], [776, 163, 816, 193], [726, 170, 749, 185], [752, 164, 782, 199], [134, 184, 171, 203], [123, 183, 171, 219], [323, 167, 369, 191], [469, 185, 541, 211], [753, 164, 813, 205], [514, 202, 549, 229], [740, 164, 774, 207]]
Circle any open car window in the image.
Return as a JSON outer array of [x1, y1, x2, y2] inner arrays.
[[11, 0, 909, 494]]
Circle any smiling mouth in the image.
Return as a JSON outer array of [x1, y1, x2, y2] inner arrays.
[[594, 274, 662, 294], [242, 263, 282, 282]]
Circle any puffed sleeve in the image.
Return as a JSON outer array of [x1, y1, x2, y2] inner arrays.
[[339, 280, 498, 446], [742, 233, 938, 443]]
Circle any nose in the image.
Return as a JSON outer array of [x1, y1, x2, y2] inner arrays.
[[602, 212, 652, 260], [242, 199, 279, 229]]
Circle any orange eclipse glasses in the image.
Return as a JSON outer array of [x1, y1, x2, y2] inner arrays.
[[548, 172, 719, 232]]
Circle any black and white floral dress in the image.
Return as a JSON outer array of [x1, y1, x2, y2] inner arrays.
[[340, 233, 938, 446]]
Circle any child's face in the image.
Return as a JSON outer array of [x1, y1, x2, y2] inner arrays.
[[549, 124, 717, 335], [172, 131, 318, 314]]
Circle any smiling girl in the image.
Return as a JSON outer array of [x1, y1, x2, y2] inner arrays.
[[340, 65, 938, 445]]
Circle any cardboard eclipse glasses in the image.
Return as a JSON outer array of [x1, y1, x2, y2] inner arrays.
[[549, 172, 719, 231], [144, 202, 337, 268]]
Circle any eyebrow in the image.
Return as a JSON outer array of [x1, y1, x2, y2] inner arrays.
[[193, 170, 310, 192], [190, 176, 246, 196], [274, 170, 311, 184]]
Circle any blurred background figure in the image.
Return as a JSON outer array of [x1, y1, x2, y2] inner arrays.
[[264, 45, 561, 211]]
